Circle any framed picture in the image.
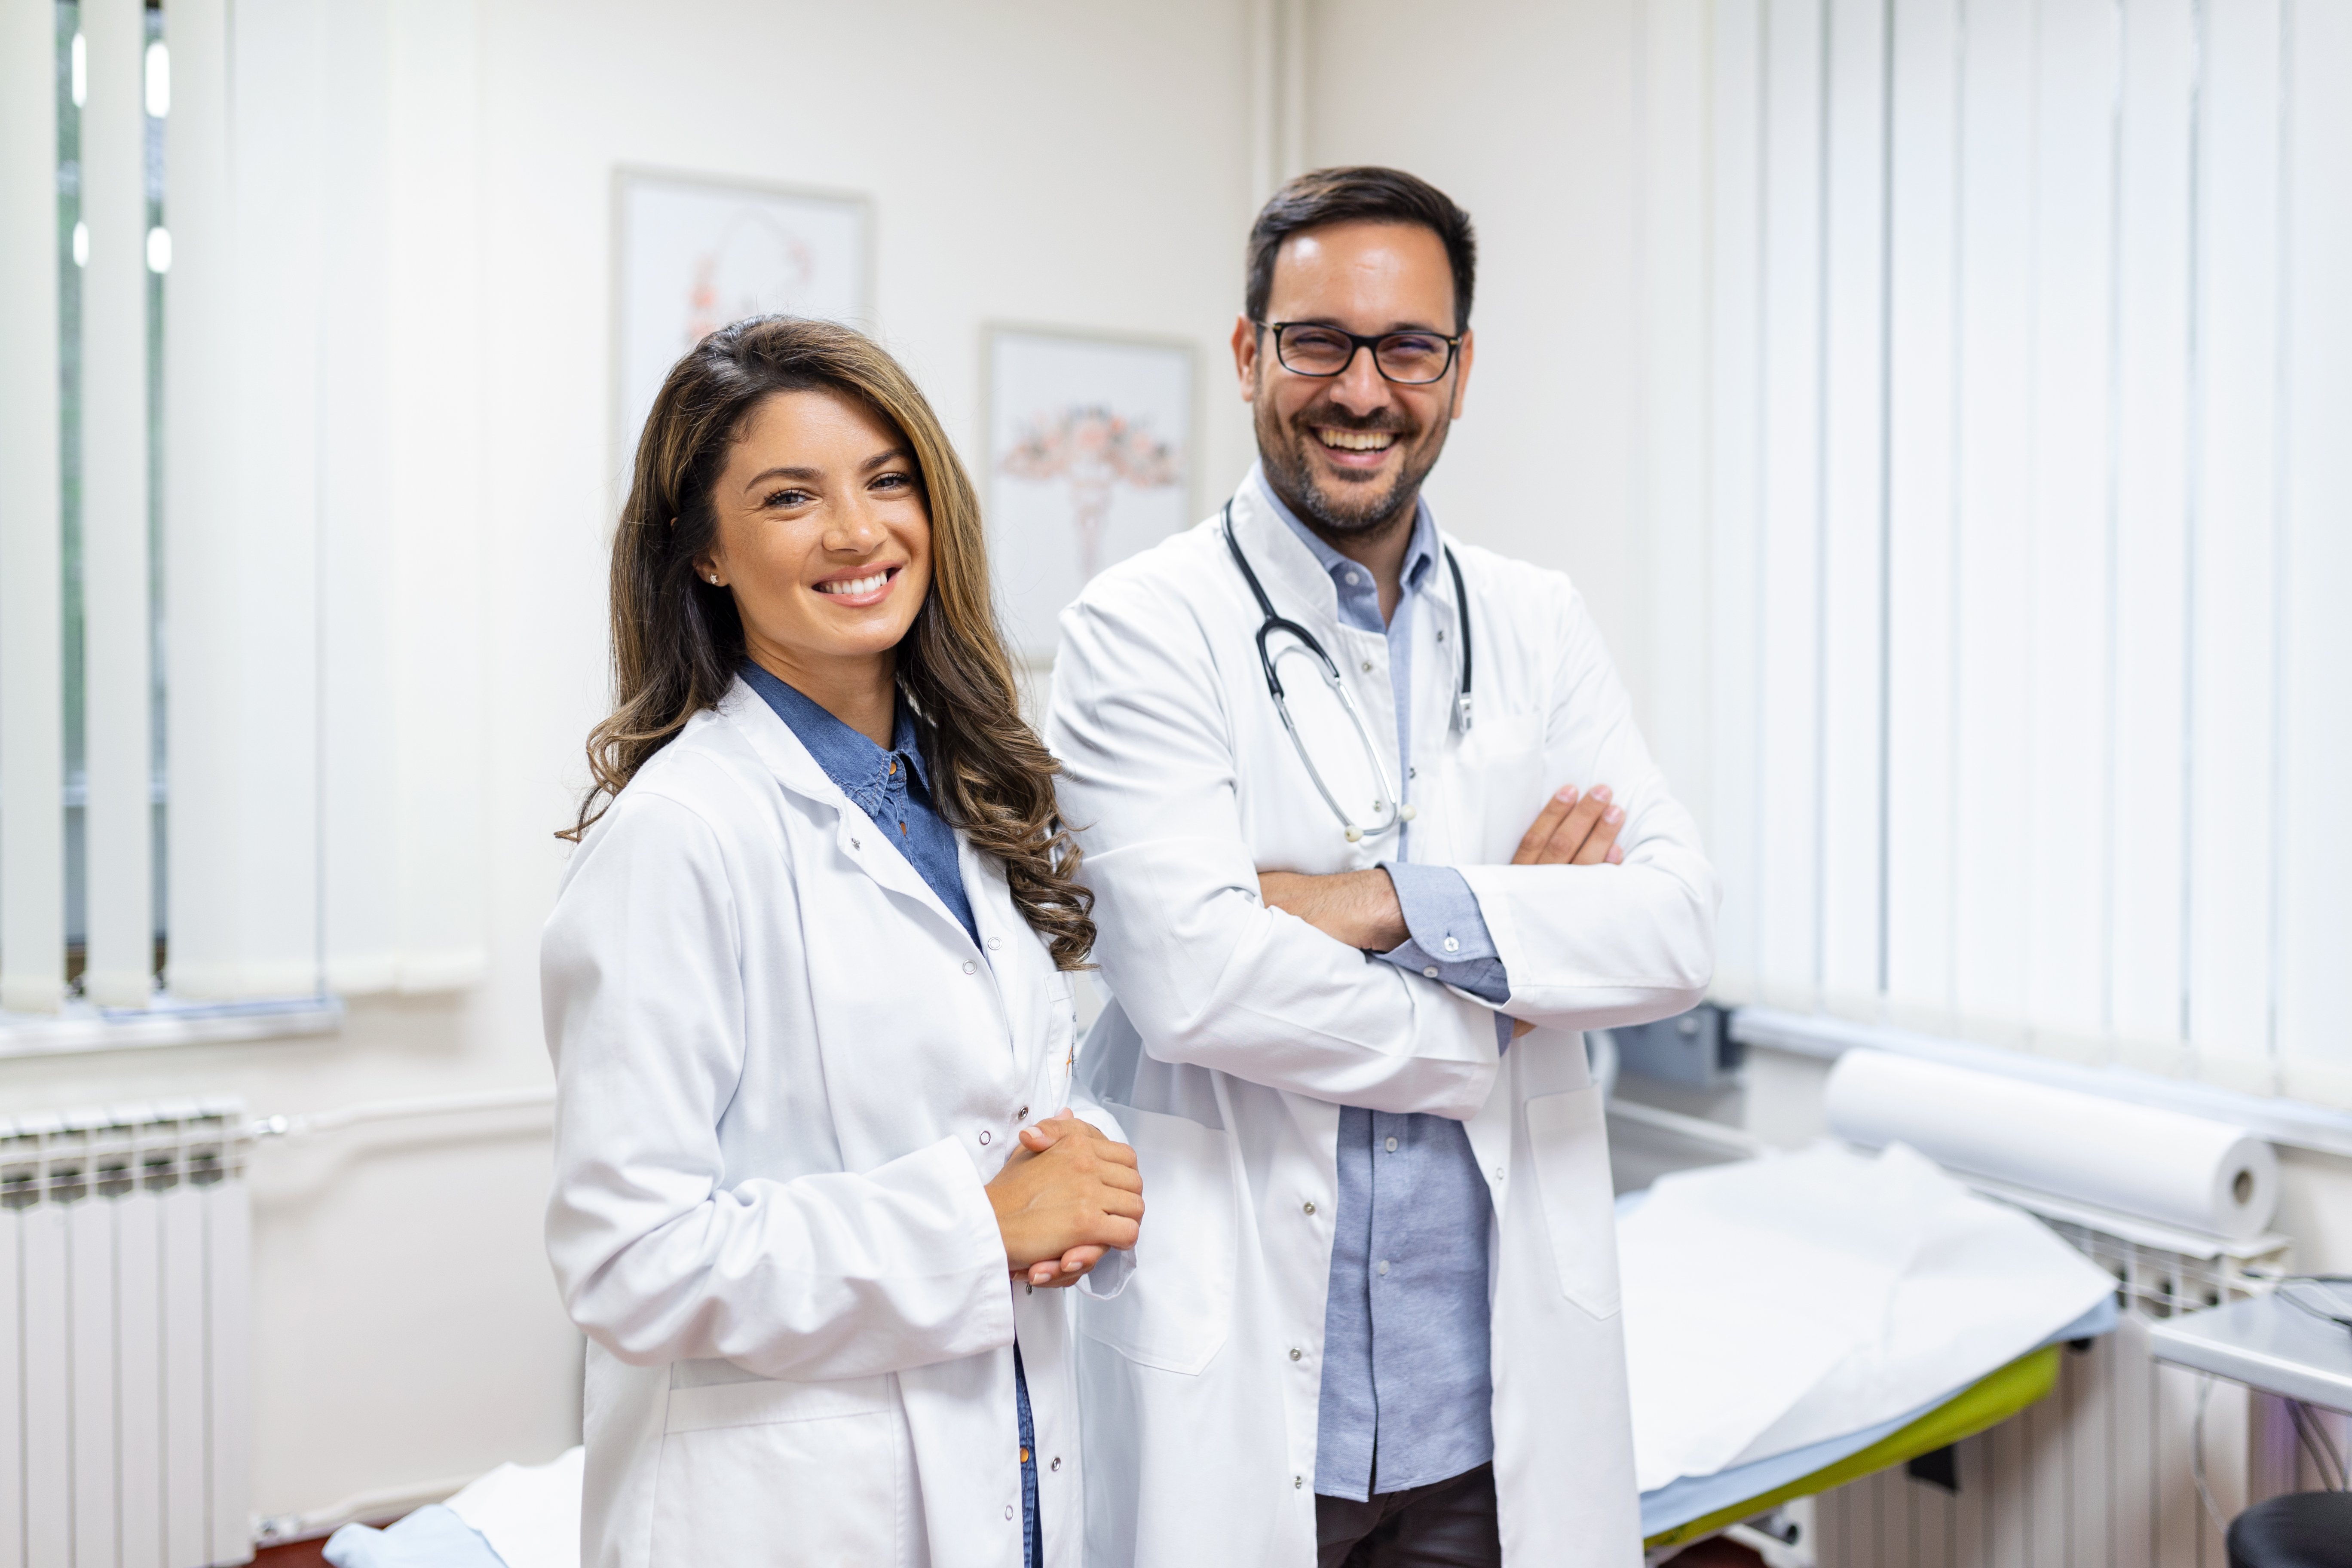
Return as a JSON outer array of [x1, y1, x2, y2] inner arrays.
[[612, 168, 872, 471], [985, 325, 1197, 660]]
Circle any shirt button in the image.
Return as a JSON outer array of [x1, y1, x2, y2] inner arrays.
[[1378, 1259, 1390, 1276], [1289, 1347, 1302, 1361], [1385, 1136, 1399, 1153], [1346, 571, 1362, 585], [1422, 966, 1439, 978], [1442, 937, 1461, 953], [962, 960, 978, 975]]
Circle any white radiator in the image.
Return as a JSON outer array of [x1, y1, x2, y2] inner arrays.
[[1813, 1214, 2346, 1568], [0, 1103, 253, 1568]]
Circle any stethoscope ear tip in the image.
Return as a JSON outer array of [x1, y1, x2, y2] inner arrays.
[[1398, 804, 1418, 823], [1344, 826, 1363, 843]]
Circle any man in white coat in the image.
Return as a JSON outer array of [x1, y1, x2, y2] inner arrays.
[[1045, 167, 1718, 1565]]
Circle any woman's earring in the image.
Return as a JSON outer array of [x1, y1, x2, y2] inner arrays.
[[708, 574, 720, 585]]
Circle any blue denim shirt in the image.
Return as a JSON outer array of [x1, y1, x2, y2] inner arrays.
[[1251, 470, 1514, 1500], [740, 664, 1041, 1566]]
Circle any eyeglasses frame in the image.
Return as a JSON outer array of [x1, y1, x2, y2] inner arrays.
[[1254, 320, 1464, 386]]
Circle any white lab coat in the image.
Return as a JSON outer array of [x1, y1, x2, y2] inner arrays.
[[542, 677, 1126, 1568], [1047, 484, 1718, 1567]]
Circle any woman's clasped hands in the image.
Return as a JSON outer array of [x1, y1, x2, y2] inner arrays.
[[986, 1109, 1145, 1289]]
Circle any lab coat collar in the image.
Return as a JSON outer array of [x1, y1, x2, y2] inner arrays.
[[1233, 466, 1461, 638], [714, 676, 982, 954], [1251, 462, 1440, 622]]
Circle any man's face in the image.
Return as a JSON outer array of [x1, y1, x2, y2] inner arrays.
[[1234, 220, 1475, 538]]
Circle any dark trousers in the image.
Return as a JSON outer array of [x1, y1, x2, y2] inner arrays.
[[1315, 1463, 1503, 1568]]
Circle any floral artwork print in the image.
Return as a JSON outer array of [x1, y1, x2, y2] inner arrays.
[[998, 405, 1183, 582]]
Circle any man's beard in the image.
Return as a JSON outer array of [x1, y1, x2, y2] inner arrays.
[[1256, 392, 1449, 543]]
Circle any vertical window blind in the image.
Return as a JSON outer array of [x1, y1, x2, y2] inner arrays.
[[0, 0, 486, 1023], [1637, 0, 2350, 1106]]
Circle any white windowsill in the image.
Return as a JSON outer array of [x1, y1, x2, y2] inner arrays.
[[0, 993, 343, 1059]]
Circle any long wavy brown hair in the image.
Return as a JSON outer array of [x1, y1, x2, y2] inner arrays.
[[566, 315, 1094, 969]]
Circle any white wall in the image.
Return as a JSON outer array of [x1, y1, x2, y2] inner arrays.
[[0, 0, 1262, 1525], [1302, 0, 1650, 716]]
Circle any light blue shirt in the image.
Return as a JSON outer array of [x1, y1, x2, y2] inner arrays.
[[1250, 470, 1512, 1501]]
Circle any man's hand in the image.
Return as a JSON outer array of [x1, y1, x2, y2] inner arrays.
[[1256, 868, 1409, 952], [987, 1111, 1143, 1289], [1513, 784, 1626, 867]]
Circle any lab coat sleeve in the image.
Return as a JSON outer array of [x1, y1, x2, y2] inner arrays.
[[1454, 575, 1720, 1032], [1047, 568, 1499, 1120], [542, 789, 1015, 1381]]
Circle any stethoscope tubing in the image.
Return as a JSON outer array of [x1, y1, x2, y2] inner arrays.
[[1221, 499, 1473, 842]]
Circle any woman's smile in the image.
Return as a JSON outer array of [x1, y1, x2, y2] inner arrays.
[[811, 564, 903, 607]]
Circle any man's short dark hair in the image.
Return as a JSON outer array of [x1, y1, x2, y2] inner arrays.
[[1244, 166, 1478, 332]]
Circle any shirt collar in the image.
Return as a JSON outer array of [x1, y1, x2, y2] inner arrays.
[[1250, 460, 1439, 603], [738, 662, 932, 800]]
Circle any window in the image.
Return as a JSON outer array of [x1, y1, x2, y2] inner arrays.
[[1638, 0, 2350, 1107]]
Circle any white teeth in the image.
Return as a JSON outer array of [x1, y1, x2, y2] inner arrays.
[[1317, 428, 1396, 452], [818, 570, 890, 597]]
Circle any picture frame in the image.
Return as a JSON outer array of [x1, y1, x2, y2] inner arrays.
[[982, 324, 1199, 661], [611, 168, 873, 478]]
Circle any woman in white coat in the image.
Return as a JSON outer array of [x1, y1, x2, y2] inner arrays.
[[543, 316, 1142, 1568]]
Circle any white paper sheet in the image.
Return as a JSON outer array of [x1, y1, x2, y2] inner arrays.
[[1620, 1142, 2117, 1491], [444, 1446, 583, 1568]]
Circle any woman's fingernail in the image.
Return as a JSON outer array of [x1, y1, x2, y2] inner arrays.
[[1591, 785, 1611, 802], [1607, 845, 1624, 864], [1605, 805, 1623, 824], [1556, 786, 1579, 802]]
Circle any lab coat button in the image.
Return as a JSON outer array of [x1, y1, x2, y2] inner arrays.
[[988, 935, 1002, 950], [1051, 1456, 1062, 1471], [1289, 1347, 1302, 1361], [1018, 1106, 1029, 1119], [1302, 1200, 1316, 1215], [1005, 1504, 1015, 1520], [962, 961, 977, 975], [1295, 1475, 1305, 1490], [979, 1130, 992, 1145], [1360, 660, 1374, 673]]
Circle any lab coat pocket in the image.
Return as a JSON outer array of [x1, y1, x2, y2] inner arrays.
[[1524, 1084, 1623, 1319], [1433, 710, 1545, 864], [652, 1370, 896, 1560], [1075, 1105, 1236, 1375]]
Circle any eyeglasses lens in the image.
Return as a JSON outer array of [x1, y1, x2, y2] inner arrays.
[[1277, 327, 1452, 385]]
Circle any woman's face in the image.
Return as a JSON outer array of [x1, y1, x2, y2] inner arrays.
[[698, 388, 932, 680]]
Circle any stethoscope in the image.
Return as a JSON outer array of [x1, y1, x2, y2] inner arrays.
[[1222, 500, 1474, 843]]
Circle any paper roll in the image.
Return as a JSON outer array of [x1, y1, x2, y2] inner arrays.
[[1823, 1050, 2278, 1241]]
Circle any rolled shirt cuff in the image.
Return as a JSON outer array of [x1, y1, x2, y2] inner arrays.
[[1376, 861, 1511, 1006]]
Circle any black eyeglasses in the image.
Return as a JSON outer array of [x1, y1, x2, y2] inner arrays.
[[1258, 321, 1462, 386]]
